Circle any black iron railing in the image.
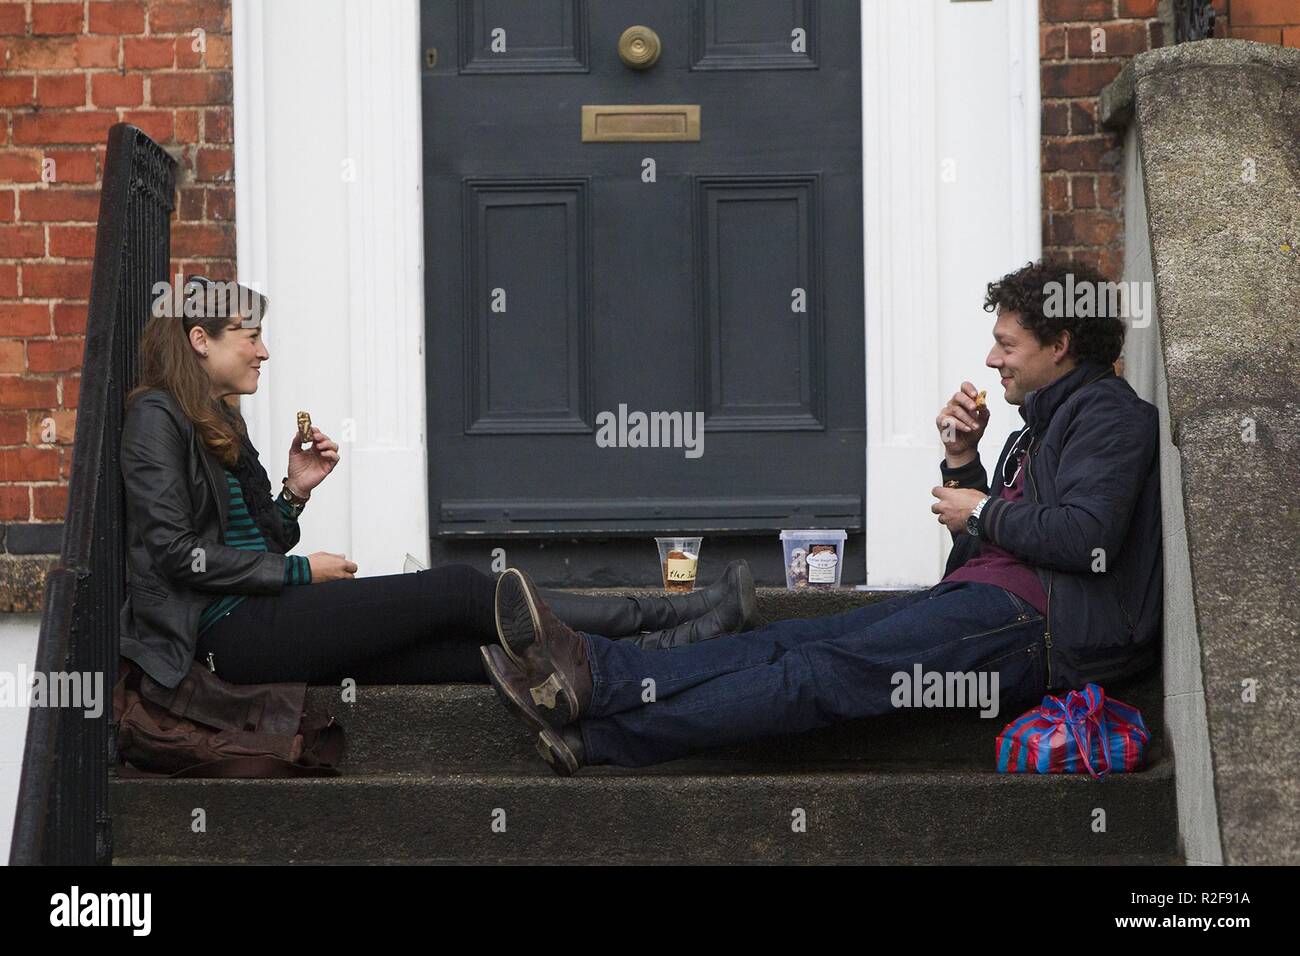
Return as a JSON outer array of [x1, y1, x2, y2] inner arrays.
[[10, 125, 176, 865], [1174, 0, 1217, 42]]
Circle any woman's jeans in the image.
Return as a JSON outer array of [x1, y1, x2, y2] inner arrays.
[[196, 564, 497, 685], [193, 563, 739, 686], [577, 580, 1049, 767]]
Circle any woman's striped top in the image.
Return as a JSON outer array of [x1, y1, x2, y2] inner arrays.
[[197, 470, 312, 634]]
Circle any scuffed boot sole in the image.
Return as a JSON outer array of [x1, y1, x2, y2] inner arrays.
[[734, 561, 759, 632], [535, 727, 580, 777], [494, 568, 542, 669]]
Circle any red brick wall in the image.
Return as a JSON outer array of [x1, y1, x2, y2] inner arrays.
[[1226, 0, 1300, 44], [0, 0, 232, 546], [1040, 0, 1297, 280], [1041, 0, 1228, 281]]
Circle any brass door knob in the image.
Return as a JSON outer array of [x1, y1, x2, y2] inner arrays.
[[618, 25, 661, 70]]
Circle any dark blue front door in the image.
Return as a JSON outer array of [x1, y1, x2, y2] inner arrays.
[[420, 1, 864, 585]]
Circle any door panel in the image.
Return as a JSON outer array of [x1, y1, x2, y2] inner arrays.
[[458, 0, 589, 73], [463, 179, 591, 433], [691, 0, 818, 70], [697, 174, 822, 428]]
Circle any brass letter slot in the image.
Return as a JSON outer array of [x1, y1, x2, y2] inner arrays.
[[582, 105, 701, 142]]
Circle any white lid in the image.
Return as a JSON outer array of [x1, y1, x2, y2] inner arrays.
[[780, 529, 848, 540]]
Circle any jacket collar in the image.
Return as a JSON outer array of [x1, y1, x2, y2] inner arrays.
[[1019, 359, 1115, 430]]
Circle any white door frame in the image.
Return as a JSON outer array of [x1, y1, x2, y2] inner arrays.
[[232, 0, 429, 577], [862, 0, 1041, 586], [232, 0, 1040, 582]]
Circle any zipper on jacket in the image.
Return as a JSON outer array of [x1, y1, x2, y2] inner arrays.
[[1020, 369, 1112, 691], [206, 652, 217, 675], [1024, 437, 1054, 688], [1043, 576, 1054, 688]]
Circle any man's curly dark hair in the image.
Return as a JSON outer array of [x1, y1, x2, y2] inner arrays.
[[984, 259, 1126, 366]]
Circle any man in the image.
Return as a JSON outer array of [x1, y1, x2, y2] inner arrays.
[[482, 260, 1163, 775]]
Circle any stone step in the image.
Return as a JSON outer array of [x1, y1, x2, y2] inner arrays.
[[296, 587, 1163, 771], [110, 758, 1177, 865], [302, 676, 1164, 771]]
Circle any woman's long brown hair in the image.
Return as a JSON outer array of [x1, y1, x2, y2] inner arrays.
[[126, 278, 263, 467]]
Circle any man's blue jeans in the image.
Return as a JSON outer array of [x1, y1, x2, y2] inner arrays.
[[576, 581, 1049, 767]]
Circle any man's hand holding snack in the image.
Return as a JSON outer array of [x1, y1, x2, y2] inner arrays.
[[929, 485, 988, 533], [936, 381, 989, 468]]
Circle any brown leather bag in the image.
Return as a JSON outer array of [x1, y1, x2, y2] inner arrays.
[[112, 657, 345, 778]]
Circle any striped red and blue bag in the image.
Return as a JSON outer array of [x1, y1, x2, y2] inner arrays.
[[995, 683, 1149, 778]]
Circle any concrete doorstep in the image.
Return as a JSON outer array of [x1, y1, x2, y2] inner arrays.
[[109, 760, 1178, 865]]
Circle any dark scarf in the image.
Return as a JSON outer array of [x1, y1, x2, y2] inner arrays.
[[229, 428, 288, 555]]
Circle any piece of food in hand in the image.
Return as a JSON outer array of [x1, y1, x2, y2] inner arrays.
[[296, 411, 312, 445], [974, 389, 987, 410]]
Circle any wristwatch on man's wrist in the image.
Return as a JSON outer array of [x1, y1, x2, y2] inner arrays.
[[965, 495, 990, 538]]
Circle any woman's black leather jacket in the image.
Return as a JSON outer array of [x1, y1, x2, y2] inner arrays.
[[118, 388, 298, 689]]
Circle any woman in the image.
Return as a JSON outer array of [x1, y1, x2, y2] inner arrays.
[[118, 276, 757, 691]]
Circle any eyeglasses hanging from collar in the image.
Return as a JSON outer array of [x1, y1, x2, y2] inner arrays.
[[1002, 426, 1034, 488]]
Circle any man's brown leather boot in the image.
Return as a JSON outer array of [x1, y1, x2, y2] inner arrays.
[[479, 643, 563, 733], [479, 645, 586, 776], [493, 568, 594, 725]]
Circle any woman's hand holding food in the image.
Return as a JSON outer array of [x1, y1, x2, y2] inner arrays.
[[286, 421, 339, 496], [308, 551, 357, 582]]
